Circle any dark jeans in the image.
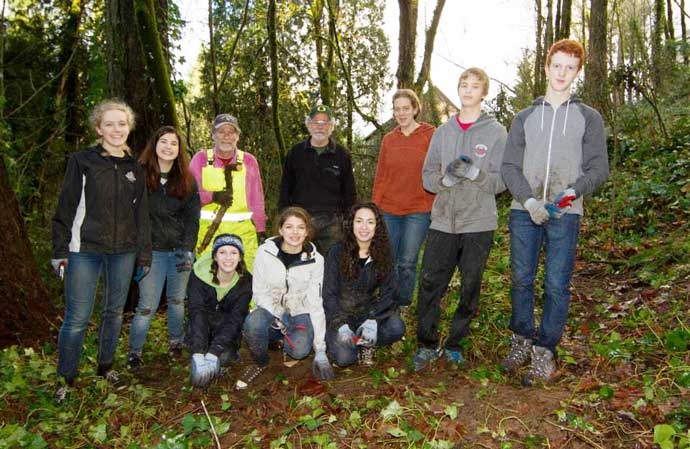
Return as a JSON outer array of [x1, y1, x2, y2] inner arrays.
[[508, 210, 580, 354], [243, 307, 314, 366], [416, 229, 494, 350], [326, 314, 406, 367], [310, 211, 343, 255]]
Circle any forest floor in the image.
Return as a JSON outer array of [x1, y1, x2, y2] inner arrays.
[[2, 224, 689, 449]]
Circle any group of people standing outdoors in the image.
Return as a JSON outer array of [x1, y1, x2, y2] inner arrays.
[[50, 38, 608, 403]]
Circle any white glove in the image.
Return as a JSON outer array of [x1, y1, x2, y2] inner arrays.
[[356, 319, 378, 347], [523, 198, 549, 225], [191, 353, 212, 387], [337, 324, 356, 347], [204, 353, 220, 377]]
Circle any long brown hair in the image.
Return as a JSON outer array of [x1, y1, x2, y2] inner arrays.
[[340, 203, 393, 282], [139, 126, 192, 200]]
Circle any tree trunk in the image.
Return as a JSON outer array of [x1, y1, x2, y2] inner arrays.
[[682, 0, 688, 64], [208, 0, 219, 116], [533, 0, 544, 98], [134, 0, 179, 129], [545, 0, 554, 52], [666, 0, 675, 40], [396, 0, 418, 88], [0, 155, 57, 347], [651, 0, 666, 92], [267, 0, 285, 162], [414, 0, 446, 94], [105, 0, 159, 152], [585, 0, 609, 118], [557, 0, 572, 39]]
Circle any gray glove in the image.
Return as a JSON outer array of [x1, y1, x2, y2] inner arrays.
[[356, 319, 378, 347], [204, 353, 220, 377], [312, 350, 335, 380], [175, 250, 193, 272], [523, 198, 549, 225], [191, 353, 212, 387], [51, 258, 68, 279], [337, 324, 356, 347], [441, 155, 480, 187]]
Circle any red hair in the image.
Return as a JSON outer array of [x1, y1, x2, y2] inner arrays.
[[546, 39, 585, 70]]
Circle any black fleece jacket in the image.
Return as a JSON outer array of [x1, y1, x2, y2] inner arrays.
[[148, 178, 200, 252], [322, 243, 398, 331], [278, 137, 357, 212], [187, 271, 252, 356], [51, 145, 151, 265]]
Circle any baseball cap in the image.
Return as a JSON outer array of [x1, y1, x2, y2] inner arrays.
[[213, 114, 241, 133], [308, 104, 334, 120]]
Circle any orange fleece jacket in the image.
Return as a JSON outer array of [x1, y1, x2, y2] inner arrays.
[[372, 122, 436, 215]]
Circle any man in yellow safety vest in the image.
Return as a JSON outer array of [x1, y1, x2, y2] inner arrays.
[[189, 114, 267, 271]]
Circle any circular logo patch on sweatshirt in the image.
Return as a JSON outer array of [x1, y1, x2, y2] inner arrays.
[[474, 144, 488, 158]]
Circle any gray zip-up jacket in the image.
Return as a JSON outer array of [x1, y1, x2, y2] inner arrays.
[[422, 113, 508, 233], [501, 96, 609, 215]]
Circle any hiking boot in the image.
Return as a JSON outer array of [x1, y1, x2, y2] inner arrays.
[[412, 347, 440, 372], [500, 334, 533, 373], [358, 346, 376, 366], [235, 364, 268, 390], [127, 353, 144, 371], [168, 342, 183, 359], [54, 385, 70, 404], [522, 346, 556, 386], [97, 366, 126, 390], [443, 348, 465, 367]]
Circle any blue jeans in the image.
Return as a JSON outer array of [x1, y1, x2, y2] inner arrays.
[[243, 307, 314, 366], [508, 210, 581, 354], [382, 212, 430, 305], [326, 314, 406, 367], [128, 250, 190, 355], [57, 251, 136, 381]]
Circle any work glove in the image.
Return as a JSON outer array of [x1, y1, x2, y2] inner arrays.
[[51, 258, 68, 279], [337, 324, 356, 347], [133, 265, 150, 282], [175, 250, 193, 272], [312, 350, 335, 380], [545, 188, 577, 219], [204, 353, 220, 377], [441, 155, 480, 187], [523, 198, 549, 225], [356, 319, 378, 347], [212, 190, 233, 206], [191, 353, 212, 387]]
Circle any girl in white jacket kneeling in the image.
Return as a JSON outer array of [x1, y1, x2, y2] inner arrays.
[[236, 207, 334, 389]]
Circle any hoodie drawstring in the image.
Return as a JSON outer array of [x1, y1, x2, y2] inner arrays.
[[562, 98, 571, 135]]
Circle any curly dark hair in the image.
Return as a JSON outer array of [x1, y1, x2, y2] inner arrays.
[[340, 202, 393, 282]]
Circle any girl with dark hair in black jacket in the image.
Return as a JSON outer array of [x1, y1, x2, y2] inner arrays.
[[323, 203, 405, 367]]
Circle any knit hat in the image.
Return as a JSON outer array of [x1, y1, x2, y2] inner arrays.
[[211, 234, 244, 258], [308, 104, 334, 119]]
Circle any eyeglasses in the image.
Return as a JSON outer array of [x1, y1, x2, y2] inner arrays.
[[309, 120, 332, 127]]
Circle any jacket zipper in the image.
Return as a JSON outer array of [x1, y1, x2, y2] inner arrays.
[[543, 104, 559, 200], [113, 160, 119, 251]]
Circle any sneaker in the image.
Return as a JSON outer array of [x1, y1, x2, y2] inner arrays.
[[235, 364, 268, 390], [127, 353, 144, 371], [54, 385, 70, 404], [522, 346, 556, 386], [443, 348, 465, 366], [358, 346, 376, 366], [500, 334, 533, 373], [97, 366, 126, 390], [168, 342, 183, 359], [412, 347, 440, 372]]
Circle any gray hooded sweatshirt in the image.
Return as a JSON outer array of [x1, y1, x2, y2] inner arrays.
[[501, 96, 609, 215], [422, 113, 508, 234]]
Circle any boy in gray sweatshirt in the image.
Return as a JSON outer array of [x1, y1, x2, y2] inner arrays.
[[413, 68, 507, 371], [500, 39, 608, 385]]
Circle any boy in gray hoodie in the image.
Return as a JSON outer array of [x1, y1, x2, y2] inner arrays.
[[413, 68, 507, 371], [500, 39, 608, 385]]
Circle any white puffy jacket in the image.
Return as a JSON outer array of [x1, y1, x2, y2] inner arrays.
[[251, 237, 326, 353]]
